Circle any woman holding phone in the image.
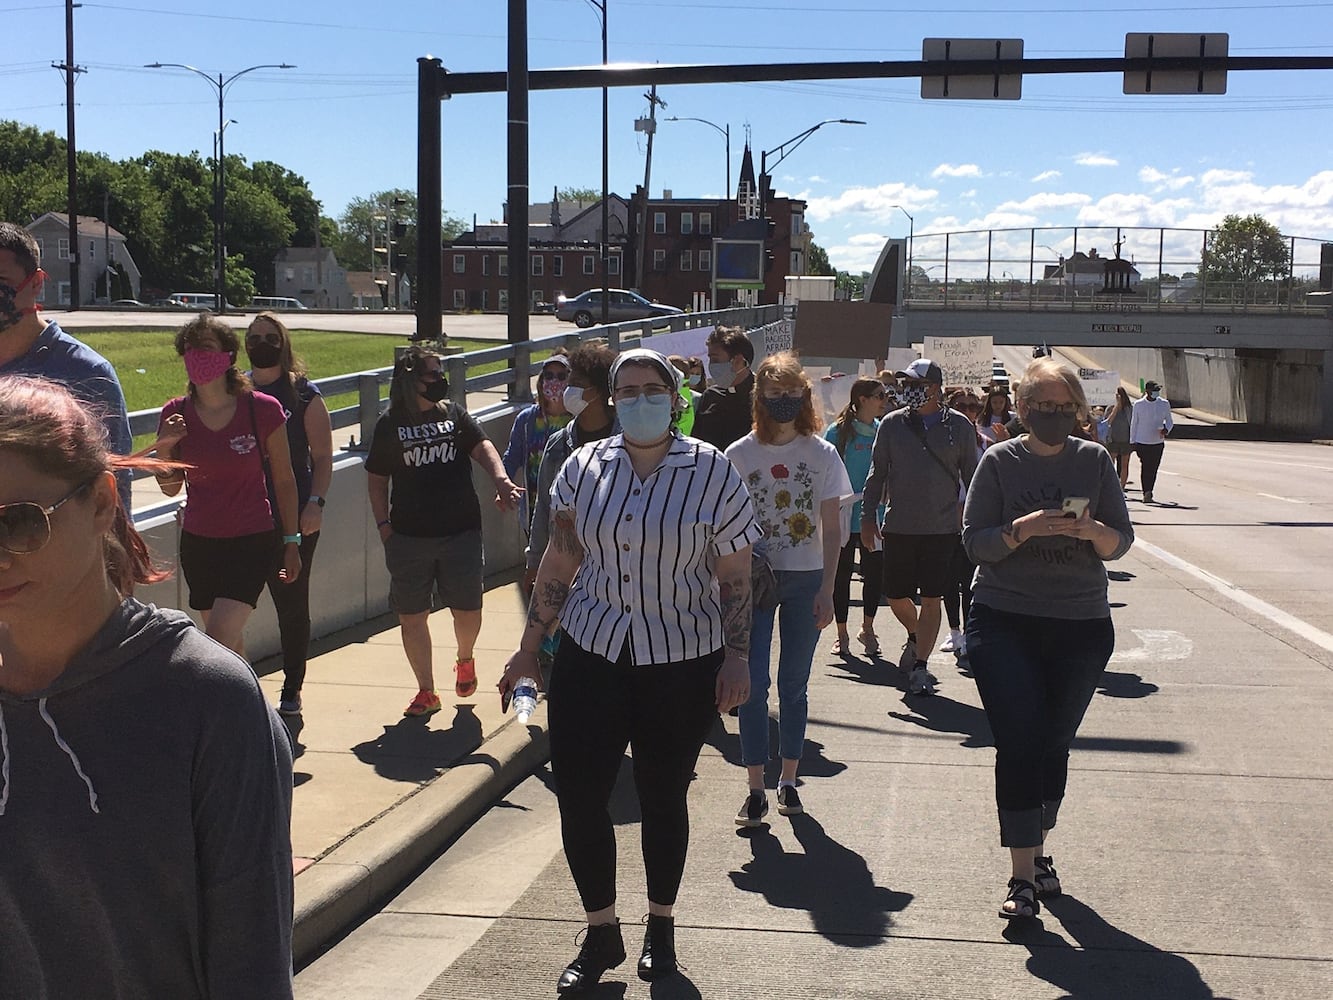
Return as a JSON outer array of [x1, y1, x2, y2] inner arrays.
[[961, 357, 1133, 922]]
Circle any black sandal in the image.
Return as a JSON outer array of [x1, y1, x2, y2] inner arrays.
[[1034, 855, 1062, 897], [999, 877, 1040, 920]]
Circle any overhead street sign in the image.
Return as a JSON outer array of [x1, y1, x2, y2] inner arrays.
[[921, 38, 1024, 100], [1124, 33, 1229, 95]]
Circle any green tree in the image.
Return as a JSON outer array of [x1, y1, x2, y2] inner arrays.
[[336, 189, 465, 282], [557, 186, 601, 204], [807, 240, 835, 276], [223, 252, 256, 306], [1200, 214, 1291, 290]]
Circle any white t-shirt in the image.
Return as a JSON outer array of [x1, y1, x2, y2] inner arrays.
[[726, 433, 853, 572]]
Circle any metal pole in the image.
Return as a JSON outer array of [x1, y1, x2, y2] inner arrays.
[[416, 57, 443, 342], [507, 0, 532, 400], [216, 74, 226, 313], [600, 2, 609, 322], [725, 123, 730, 198]]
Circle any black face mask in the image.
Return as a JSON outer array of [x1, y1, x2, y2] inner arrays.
[[0, 281, 27, 332], [1025, 409, 1078, 446], [421, 378, 449, 403], [246, 342, 282, 369]]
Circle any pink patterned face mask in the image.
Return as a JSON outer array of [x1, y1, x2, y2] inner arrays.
[[540, 378, 568, 402], [183, 348, 233, 386]]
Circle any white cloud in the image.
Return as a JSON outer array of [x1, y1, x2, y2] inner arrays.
[[960, 189, 977, 200], [931, 163, 982, 179], [1074, 152, 1118, 168], [847, 233, 887, 246], [996, 192, 1093, 214], [1075, 193, 1196, 228], [1031, 169, 1062, 183], [808, 175, 827, 184], [1199, 168, 1253, 187], [803, 182, 939, 225], [826, 238, 889, 273], [1139, 167, 1195, 192]]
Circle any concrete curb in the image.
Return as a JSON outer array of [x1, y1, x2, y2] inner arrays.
[[291, 705, 551, 966]]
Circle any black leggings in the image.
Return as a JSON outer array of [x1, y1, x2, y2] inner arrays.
[[832, 538, 883, 625], [263, 530, 320, 696], [547, 634, 721, 911], [1135, 443, 1165, 494], [943, 538, 974, 631]]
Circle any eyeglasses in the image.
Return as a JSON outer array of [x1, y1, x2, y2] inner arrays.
[[246, 331, 281, 347], [762, 388, 805, 399], [1029, 400, 1080, 416], [0, 479, 96, 554], [416, 369, 444, 382], [612, 384, 673, 402]]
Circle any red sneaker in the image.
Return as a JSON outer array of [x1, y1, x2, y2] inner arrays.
[[455, 658, 478, 698], [403, 690, 442, 717]]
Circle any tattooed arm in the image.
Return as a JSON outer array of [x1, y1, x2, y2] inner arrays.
[[713, 545, 753, 713], [501, 508, 583, 695]]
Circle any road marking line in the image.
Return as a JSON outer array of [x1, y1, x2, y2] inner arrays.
[[1134, 537, 1333, 655], [1258, 492, 1305, 504], [1112, 629, 1192, 663]]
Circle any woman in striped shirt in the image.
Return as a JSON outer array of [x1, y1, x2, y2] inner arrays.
[[502, 348, 762, 995]]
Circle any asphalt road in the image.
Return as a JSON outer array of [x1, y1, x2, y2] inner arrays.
[[294, 432, 1333, 1000]]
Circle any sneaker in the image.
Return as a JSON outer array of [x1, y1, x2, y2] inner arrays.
[[857, 630, 880, 657], [898, 637, 918, 673], [951, 632, 968, 657], [276, 692, 303, 717], [939, 630, 964, 653], [776, 785, 804, 816], [735, 790, 769, 828], [403, 689, 442, 717], [908, 666, 936, 696], [454, 658, 478, 698], [1143, 491, 1154, 504]]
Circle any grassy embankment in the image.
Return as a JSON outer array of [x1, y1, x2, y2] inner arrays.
[[75, 329, 556, 450]]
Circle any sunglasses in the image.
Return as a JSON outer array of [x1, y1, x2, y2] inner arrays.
[[246, 331, 282, 347], [540, 370, 569, 381], [0, 479, 96, 555]]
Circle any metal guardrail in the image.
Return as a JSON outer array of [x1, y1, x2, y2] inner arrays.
[[126, 304, 779, 472]]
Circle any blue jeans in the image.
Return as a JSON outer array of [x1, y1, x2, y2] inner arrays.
[[739, 569, 824, 767], [966, 603, 1115, 848]]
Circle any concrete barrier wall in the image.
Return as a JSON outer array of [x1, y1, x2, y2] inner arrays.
[[134, 407, 523, 660]]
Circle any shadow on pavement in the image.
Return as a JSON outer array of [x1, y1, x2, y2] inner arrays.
[[729, 814, 912, 946], [350, 703, 484, 782], [1097, 669, 1160, 699], [889, 693, 994, 749], [1004, 894, 1217, 999], [650, 974, 702, 999], [705, 719, 848, 784]]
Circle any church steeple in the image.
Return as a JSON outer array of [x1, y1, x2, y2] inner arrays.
[[736, 144, 759, 220]]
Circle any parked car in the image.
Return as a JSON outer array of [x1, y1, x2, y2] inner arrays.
[[251, 295, 307, 310], [109, 299, 148, 308], [532, 300, 557, 315], [555, 288, 683, 328]]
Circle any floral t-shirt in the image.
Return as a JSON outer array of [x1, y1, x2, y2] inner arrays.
[[725, 433, 853, 572]]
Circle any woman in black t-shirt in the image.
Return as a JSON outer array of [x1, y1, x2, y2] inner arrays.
[[365, 347, 522, 718]]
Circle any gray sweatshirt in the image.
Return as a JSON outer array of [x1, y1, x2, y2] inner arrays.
[[962, 437, 1134, 619], [861, 407, 979, 535], [0, 598, 294, 1000]]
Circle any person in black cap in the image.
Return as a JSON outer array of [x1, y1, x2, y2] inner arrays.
[[1128, 380, 1173, 503], [860, 358, 979, 695]]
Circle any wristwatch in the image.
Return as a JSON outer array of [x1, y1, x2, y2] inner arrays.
[[308, 495, 326, 508]]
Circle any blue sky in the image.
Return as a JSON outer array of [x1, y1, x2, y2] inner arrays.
[[10, 1, 1333, 274]]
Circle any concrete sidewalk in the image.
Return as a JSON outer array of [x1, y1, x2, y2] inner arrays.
[[261, 572, 551, 964]]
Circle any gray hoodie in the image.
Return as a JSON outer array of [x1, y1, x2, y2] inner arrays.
[[861, 406, 979, 536], [0, 599, 294, 1000]]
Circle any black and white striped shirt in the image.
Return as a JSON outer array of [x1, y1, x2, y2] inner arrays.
[[551, 431, 763, 665]]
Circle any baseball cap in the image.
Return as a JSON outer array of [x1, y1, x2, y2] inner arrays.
[[1144, 380, 1162, 392], [542, 354, 572, 372], [895, 358, 944, 384]]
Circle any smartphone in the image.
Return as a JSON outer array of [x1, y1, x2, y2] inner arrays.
[[500, 683, 513, 714], [1061, 496, 1090, 519]]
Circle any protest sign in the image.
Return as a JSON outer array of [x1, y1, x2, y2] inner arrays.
[[1078, 368, 1120, 407], [923, 336, 994, 386]]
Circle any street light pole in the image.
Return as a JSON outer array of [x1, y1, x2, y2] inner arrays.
[[889, 204, 913, 299], [759, 118, 865, 217], [665, 116, 730, 199], [145, 61, 295, 313], [585, 0, 610, 324]]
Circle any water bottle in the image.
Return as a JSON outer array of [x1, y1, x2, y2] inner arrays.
[[513, 677, 539, 725]]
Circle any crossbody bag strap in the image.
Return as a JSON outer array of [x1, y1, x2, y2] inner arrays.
[[907, 417, 961, 491]]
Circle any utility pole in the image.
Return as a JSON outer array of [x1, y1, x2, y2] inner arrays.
[[53, 0, 84, 309], [633, 86, 666, 297], [103, 188, 110, 300]]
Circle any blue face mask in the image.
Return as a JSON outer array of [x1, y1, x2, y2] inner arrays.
[[708, 360, 736, 386], [616, 393, 674, 443]]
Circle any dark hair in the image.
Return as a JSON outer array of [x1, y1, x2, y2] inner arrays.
[[174, 314, 252, 398], [706, 325, 755, 365], [0, 375, 175, 594], [0, 222, 40, 274], [568, 341, 616, 402], [247, 311, 306, 379], [389, 345, 445, 418], [979, 388, 1013, 427], [831, 377, 883, 456]]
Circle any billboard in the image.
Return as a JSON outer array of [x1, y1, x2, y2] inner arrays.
[[713, 239, 766, 289]]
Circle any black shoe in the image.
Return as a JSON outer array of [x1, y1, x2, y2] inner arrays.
[[734, 790, 769, 828], [556, 921, 625, 995], [776, 785, 804, 816], [637, 914, 677, 982]]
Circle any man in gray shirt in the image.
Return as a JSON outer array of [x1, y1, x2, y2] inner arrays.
[[860, 359, 979, 694]]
